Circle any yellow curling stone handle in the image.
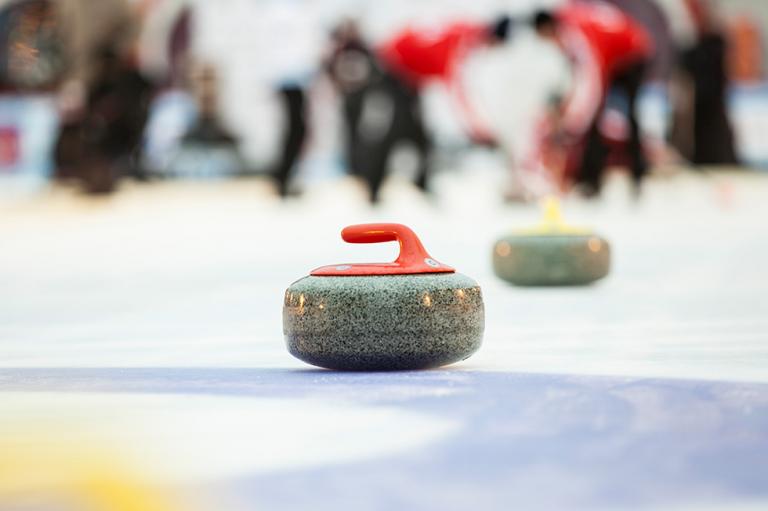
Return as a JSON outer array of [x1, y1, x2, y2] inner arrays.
[[515, 196, 591, 235]]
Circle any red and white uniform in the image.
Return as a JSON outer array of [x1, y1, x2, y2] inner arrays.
[[378, 22, 489, 87], [377, 22, 493, 139], [555, 2, 653, 134]]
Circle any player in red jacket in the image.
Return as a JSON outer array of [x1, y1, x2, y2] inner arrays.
[[328, 17, 510, 203], [533, 2, 654, 196], [378, 19, 509, 143]]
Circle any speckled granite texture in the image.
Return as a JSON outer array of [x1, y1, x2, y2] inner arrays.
[[493, 235, 610, 286], [283, 274, 484, 370]]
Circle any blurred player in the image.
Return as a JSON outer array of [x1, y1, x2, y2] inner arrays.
[[53, 0, 153, 193], [273, 84, 307, 197], [532, 3, 653, 196], [328, 17, 510, 203], [669, 0, 739, 166], [268, 3, 321, 197], [326, 21, 378, 183]]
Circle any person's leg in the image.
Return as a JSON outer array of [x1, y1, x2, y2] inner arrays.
[[273, 86, 306, 196], [574, 110, 608, 196], [692, 34, 739, 165], [620, 60, 648, 188], [81, 150, 118, 194], [343, 92, 365, 177], [409, 92, 432, 192], [382, 76, 432, 194], [358, 81, 397, 203], [53, 121, 85, 180], [668, 48, 696, 163], [364, 135, 395, 203]]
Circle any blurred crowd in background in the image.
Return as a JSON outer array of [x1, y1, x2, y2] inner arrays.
[[0, 0, 765, 202]]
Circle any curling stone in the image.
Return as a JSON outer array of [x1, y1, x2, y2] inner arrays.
[[283, 223, 484, 371], [492, 198, 610, 286]]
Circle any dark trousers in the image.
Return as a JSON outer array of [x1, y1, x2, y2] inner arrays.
[[343, 74, 431, 203], [576, 59, 648, 193], [273, 85, 307, 196], [688, 34, 739, 165]]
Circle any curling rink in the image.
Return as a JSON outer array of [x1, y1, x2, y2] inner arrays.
[[1, 168, 767, 510]]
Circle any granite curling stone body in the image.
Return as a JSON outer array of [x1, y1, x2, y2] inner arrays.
[[283, 223, 484, 370], [493, 198, 610, 286]]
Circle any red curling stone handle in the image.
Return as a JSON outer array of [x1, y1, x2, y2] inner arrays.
[[311, 223, 455, 276]]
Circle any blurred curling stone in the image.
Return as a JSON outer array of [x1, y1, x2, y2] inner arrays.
[[492, 197, 610, 286], [283, 223, 484, 370]]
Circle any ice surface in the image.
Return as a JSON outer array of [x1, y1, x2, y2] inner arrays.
[[1, 170, 767, 510]]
